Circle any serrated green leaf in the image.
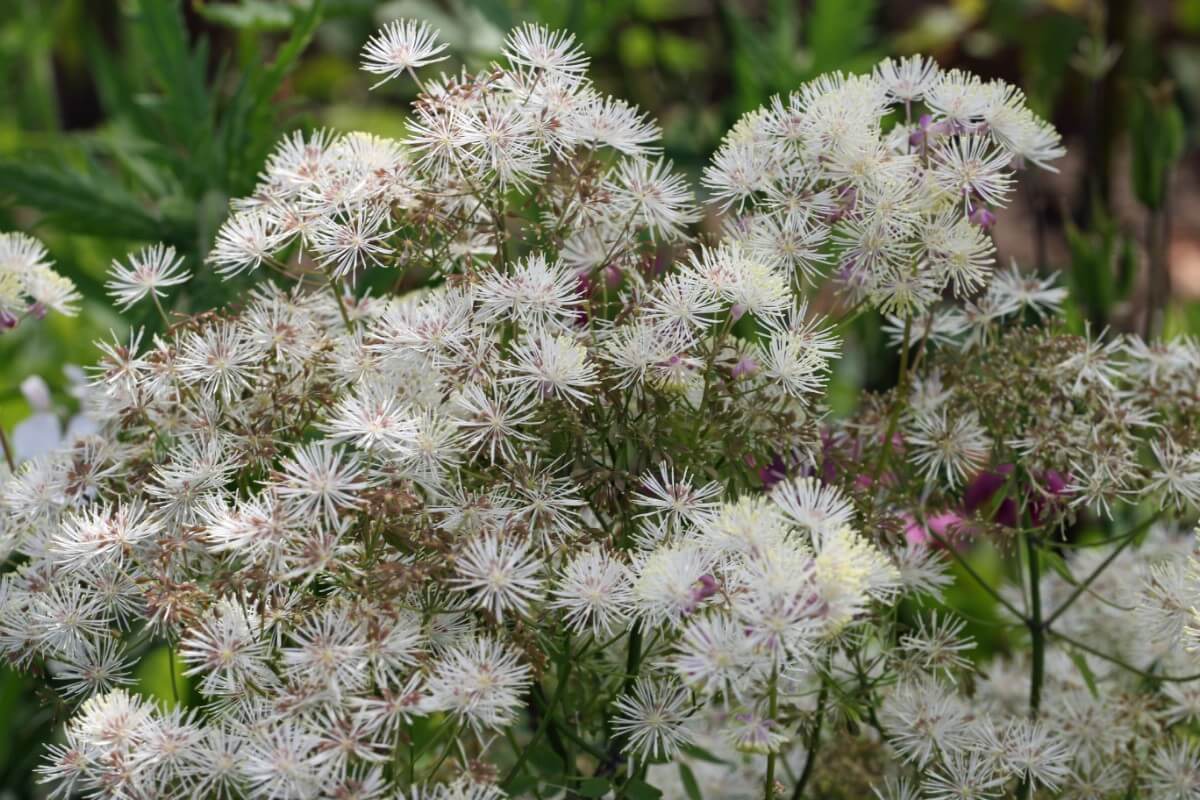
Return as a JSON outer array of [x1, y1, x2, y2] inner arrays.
[[131, 0, 214, 162], [0, 160, 183, 243], [215, 0, 324, 194]]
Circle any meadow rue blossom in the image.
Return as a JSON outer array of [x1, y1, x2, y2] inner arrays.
[[0, 231, 80, 328], [105, 243, 191, 312], [360, 19, 449, 88], [4, 19, 1200, 800]]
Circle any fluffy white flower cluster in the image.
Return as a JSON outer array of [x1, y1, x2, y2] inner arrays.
[[0, 231, 80, 330], [4, 15, 1200, 800], [705, 55, 1063, 315], [0, 21, 874, 800], [208, 21, 696, 285]]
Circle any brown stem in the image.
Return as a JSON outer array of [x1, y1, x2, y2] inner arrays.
[[0, 424, 15, 471]]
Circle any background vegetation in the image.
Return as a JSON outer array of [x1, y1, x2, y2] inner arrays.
[[1, 0, 1198, 795]]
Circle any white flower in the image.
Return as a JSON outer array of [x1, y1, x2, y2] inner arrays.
[[1148, 439, 1200, 510], [549, 547, 633, 636], [423, 636, 531, 731], [504, 332, 599, 406], [360, 19, 449, 89], [610, 157, 698, 242], [451, 534, 543, 622], [503, 23, 588, 77], [458, 95, 546, 190], [309, 204, 395, 278], [180, 598, 275, 696], [759, 328, 832, 398], [207, 211, 284, 275], [276, 443, 372, 526], [633, 463, 722, 527], [280, 605, 369, 698], [451, 382, 538, 463], [899, 612, 974, 679], [631, 543, 713, 626], [874, 54, 940, 104], [611, 677, 696, 760], [921, 750, 1005, 800], [321, 388, 417, 453], [106, 244, 190, 311], [931, 135, 1014, 209], [1143, 739, 1200, 800], [23, 268, 80, 316], [477, 254, 582, 334], [880, 678, 972, 766], [1000, 718, 1072, 791], [770, 476, 855, 540], [907, 409, 992, 488], [987, 260, 1067, 318], [671, 613, 755, 698]]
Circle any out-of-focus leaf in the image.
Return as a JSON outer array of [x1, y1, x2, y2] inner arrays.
[[197, 1, 297, 30], [134, 644, 191, 708], [619, 25, 656, 70], [577, 777, 611, 797], [1064, 205, 1126, 329], [679, 763, 704, 800], [807, 0, 875, 73], [0, 161, 184, 243], [1067, 649, 1100, 699], [1129, 82, 1186, 210], [1020, 12, 1084, 115], [131, 0, 214, 168], [215, 0, 324, 194], [624, 778, 664, 800]]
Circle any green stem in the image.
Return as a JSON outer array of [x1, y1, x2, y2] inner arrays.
[[764, 666, 779, 800], [426, 721, 463, 779], [925, 528, 1028, 623], [870, 314, 912, 486], [605, 625, 644, 777], [1043, 512, 1160, 628], [328, 275, 355, 333], [1025, 533, 1044, 715], [151, 292, 171, 328], [1047, 628, 1200, 683], [503, 645, 575, 789], [167, 640, 180, 706], [791, 680, 827, 800]]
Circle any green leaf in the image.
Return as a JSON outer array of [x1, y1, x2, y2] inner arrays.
[[806, 0, 876, 72], [577, 777, 612, 797], [1040, 549, 1073, 585], [131, 0, 214, 163], [1067, 648, 1100, 699], [197, 1, 297, 30], [679, 742, 731, 765], [0, 160, 184, 243], [624, 778, 664, 800], [134, 644, 191, 707], [215, 0, 324, 194], [1129, 83, 1186, 210], [678, 763, 704, 800]]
